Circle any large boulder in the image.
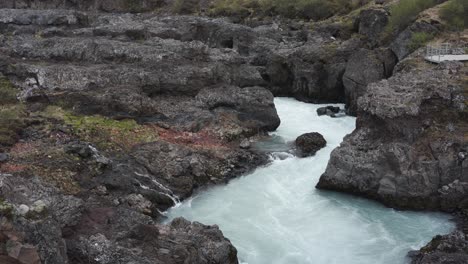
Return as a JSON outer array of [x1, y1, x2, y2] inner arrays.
[[295, 132, 327, 157], [196, 86, 281, 138], [318, 62, 468, 210], [343, 48, 397, 116]]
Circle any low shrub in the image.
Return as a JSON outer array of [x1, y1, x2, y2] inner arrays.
[[439, 0, 467, 31], [386, 0, 437, 33], [408, 32, 434, 51], [172, 0, 200, 14]]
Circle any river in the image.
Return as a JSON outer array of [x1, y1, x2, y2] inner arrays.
[[165, 97, 454, 264]]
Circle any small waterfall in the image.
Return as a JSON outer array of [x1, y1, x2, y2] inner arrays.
[[134, 172, 181, 205]]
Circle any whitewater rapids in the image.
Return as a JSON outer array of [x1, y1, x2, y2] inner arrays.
[[165, 98, 454, 264]]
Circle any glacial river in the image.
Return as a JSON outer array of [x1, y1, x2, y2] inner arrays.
[[165, 98, 454, 264]]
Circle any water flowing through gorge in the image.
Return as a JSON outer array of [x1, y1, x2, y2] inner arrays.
[[165, 98, 455, 264]]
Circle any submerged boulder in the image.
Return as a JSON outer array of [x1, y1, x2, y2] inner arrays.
[[295, 132, 327, 157], [317, 106, 341, 117]]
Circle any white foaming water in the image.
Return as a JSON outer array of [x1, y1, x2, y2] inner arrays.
[[164, 98, 455, 264]]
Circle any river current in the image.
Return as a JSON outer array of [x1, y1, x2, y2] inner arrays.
[[165, 98, 454, 264]]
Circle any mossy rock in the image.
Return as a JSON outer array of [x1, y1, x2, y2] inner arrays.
[[0, 199, 14, 219], [40, 106, 158, 151]]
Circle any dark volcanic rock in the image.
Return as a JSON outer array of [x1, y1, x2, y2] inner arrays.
[[295, 132, 327, 157], [317, 106, 341, 116], [0, 172, 239, 264], [318, 62, 468, 211], [357, 8, 389, 47], [390, 21, 440, 60], [318, 60, 468, 263], [410, 230, 468, 264], [343, 48, 397, 116], [99, 140, 267, 206], [196, 86, 280, 135]]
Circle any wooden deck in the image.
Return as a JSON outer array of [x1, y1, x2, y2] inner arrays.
[[425, 54, 468, 64]]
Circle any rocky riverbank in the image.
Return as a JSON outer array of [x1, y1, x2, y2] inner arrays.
[[0, 0, 467, 263]]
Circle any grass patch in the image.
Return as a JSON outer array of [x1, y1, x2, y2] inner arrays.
[[384, 0, 438, 35], [209, 0, 371, 20], [172, 0, 200, 14], [0, 105, 26, 147], [439, 0, 468, 31], [42, 106, 158, 151]]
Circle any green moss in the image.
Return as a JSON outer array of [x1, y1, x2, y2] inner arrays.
[[439, 0, 467, 31], [209, 0, 255, 18], [0, 199, 14, 219], [384, 0, 437, 35], [41, 106, 158, 151], [322, 42, 339, 59]]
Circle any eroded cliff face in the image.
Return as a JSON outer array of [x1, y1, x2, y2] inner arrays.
[[318, 59, 468, 262], [318, 61, 468, 210]]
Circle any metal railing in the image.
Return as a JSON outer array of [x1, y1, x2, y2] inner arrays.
[[425, 43, 467, 63], [426, 43, 451, 57]]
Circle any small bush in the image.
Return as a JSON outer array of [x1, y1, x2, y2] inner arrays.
[[408, 32, 434, 51], [439, 0, 467, 31], [386, 0, 437, 33], [172, 0, 200, 14], [0, 105, 26, 147]]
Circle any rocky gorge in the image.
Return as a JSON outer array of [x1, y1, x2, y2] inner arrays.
[[0, 0, 466, 263]]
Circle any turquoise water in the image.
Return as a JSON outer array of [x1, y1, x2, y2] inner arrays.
[[164, 98, 454, 264]]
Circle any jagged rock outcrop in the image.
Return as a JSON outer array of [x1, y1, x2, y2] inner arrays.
[[410, 229, 468, 264], [390, 21, 441, 60], [342, 48, 397, 115], [0, 174, 238, 264], [318, 61, 468, 210], [0, 9, 285, 138], [318, 60, 468, 262]]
